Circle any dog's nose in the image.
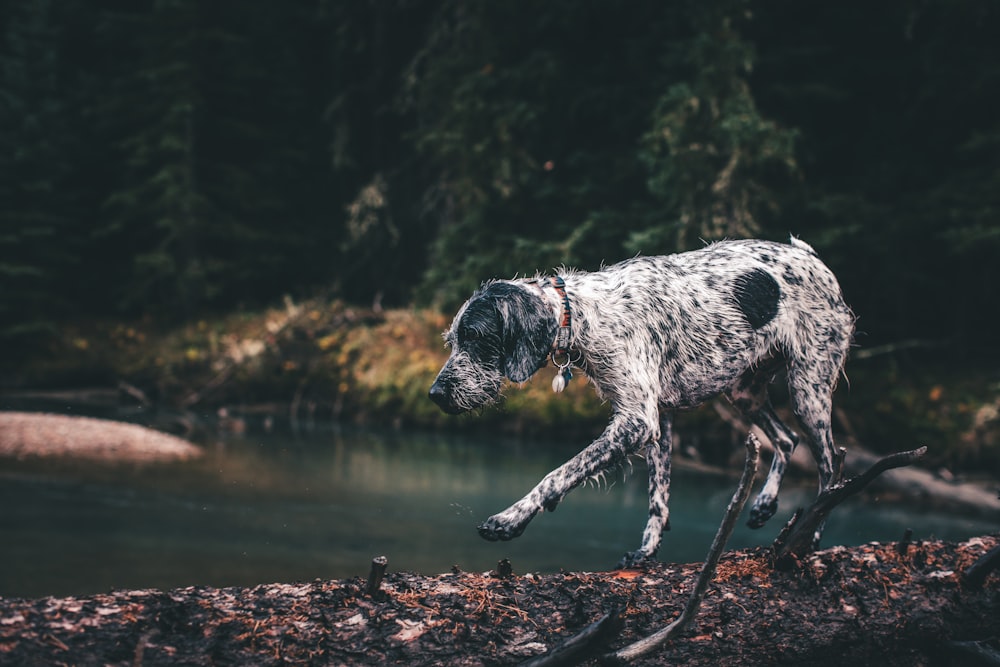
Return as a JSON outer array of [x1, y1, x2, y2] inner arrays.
[[428, 381, 448, 408]]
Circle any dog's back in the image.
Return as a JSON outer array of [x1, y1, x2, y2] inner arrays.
[[561, 239, 854, 411]]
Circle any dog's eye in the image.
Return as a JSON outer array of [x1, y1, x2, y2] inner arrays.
[[461, 328, 481, 342]]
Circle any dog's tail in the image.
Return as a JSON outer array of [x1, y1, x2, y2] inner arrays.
[[788, 235, 818, 256]]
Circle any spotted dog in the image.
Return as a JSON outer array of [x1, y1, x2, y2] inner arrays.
[[429, 238, 854, 567]]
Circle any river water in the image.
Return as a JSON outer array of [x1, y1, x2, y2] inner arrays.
[[0, 424, 993, 599]]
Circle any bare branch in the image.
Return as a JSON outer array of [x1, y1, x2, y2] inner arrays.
[[602, 433, 761, 664], [773, 447, 928, 563], [964, 543, 1000, 590], [518, 607, 623, 667]]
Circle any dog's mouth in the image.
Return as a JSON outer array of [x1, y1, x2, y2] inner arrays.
[[429, 378, 502, 415], [433, 401, 466, 416]]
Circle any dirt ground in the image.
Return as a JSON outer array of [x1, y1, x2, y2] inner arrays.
[[0, 536, 997, 666]]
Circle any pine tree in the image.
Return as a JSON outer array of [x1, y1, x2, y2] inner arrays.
[[407, 0, 676, 306], [94, 0, 212, 316], [95, 0, 334, 316], [0, 0, 77, 341], [636, 0, 799, 254], [749, 0, 1000, 347]]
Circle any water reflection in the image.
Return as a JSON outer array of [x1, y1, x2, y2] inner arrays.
[[0, 426, 994, 598]]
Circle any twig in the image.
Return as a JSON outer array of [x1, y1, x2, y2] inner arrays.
[[896, 528, 913, 556], [132, 629, 155, 667], [964, 543, 1000, 589], [365, 556, 388, 597], [947, 639, 1000, 666], [602, 432, 761, 664], [518, 607, 624, 667], [851, 338, 943, 360], [773, 446, 927, 564], [118, 380, 152, 406], [181, 364, 236, 408]]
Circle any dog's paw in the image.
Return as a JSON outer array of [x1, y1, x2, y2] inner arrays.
[[541, 496, 561, 512], [477, 507, 536, 541], [747, 497, 778, 529], [616, 550, 657, 570]]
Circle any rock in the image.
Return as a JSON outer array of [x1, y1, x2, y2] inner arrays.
[[0, 412, 201, 464]]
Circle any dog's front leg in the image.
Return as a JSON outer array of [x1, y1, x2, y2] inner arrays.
[[478, 411, 655, 541], [618, 411, 673, 568]]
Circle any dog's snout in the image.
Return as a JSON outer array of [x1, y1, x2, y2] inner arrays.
[[429, 380, 465, 414], [428, 380, 449, 409]]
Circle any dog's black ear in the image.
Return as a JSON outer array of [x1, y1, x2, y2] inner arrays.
[[485, 283, 557, 383]]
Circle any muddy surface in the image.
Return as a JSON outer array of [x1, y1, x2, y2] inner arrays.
[[0, 536, 997, 666]]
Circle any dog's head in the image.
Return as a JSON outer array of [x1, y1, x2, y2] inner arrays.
[[429, 281, 557, 414]]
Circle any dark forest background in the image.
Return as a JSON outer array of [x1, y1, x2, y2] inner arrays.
[[2, 0, 998, 356]]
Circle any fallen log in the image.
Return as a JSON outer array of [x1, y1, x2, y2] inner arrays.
[[0, 536, 996, 666]]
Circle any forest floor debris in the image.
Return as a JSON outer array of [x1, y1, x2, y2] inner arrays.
[[0, 536, 997, 666]]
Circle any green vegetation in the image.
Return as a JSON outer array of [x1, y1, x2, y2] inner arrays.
[[12, 301, 998, 474], [2, 0, 998, 343], [21, 299, 609, 434]]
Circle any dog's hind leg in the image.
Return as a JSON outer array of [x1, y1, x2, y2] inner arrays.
[[727, 358, 799, 529], [618, 411, 673, 568], [787, 360, 840, 493], [745, 404, 800, 528], [478, 407, 658, 542], [785, 356, 845, 546]]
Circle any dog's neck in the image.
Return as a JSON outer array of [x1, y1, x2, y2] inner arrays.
[[524, 276, 578, 392], [525, 276, 573, 355]]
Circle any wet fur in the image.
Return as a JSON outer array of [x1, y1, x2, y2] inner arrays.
[[429, 238, 855, 567]]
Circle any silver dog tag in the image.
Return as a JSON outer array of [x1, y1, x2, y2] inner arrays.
[[552, 366, 572, 393]]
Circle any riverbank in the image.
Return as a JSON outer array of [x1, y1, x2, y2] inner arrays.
[[3, 295, 999, 474], [3, 297, 612, 438]]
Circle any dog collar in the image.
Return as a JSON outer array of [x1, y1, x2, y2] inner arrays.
[[548, 276, 575, 392], [550, 276, 572, 355], [525, 275, 575, 391]]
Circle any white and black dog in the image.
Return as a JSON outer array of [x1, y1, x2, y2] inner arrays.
[[429, 238, 854, 567]]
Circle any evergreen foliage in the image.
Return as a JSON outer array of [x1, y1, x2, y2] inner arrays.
[[0, 0, 77, 337], [0, 0, 996, 352]]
